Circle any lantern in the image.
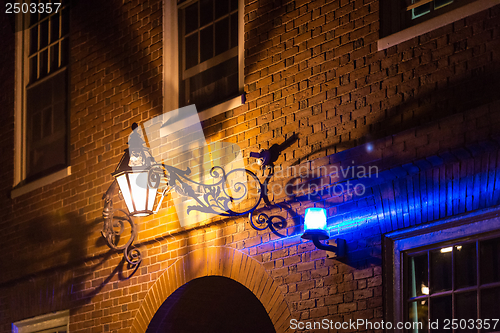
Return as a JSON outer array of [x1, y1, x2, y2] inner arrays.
[[112, 124, 158, 217], [302, 207, 329, 240]]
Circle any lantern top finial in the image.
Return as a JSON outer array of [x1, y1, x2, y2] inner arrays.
[[128, 123, 146, 149]]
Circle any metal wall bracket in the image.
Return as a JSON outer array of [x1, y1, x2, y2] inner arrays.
[[312, 237, 347, 259]]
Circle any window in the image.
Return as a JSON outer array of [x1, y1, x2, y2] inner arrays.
[[15, 0, 70, 187], [378, 0, 498, 50], [12, 310, 69, 333], [380, 0, 473, 37], [409, 0, 456, 20], [405, 237, 500, 332], [385, 209, 500, 333], [177, 0, 242, 111]]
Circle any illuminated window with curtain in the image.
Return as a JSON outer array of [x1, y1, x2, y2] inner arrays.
[[404, 236, 500, 332], [177, 0, 240, 111], [16, 0, 70, 185]]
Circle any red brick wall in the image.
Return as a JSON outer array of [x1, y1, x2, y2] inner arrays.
[[0, 0, 499, 332]]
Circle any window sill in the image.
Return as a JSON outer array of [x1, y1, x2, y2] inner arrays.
[[11, 166, 71, 199], [378, 0, 499, 50], [197, 94, 244, 122], [13, 310, 69, 333]]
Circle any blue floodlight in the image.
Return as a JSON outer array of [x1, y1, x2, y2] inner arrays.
[[301, 207, 347, 258], [302, 208, 329, 240]]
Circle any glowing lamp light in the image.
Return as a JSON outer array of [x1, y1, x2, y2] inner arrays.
[[112, 124, 159, 217], [301, 207, 347, 258], [114, 169, 157, 217], [302, 208, 329, 240]]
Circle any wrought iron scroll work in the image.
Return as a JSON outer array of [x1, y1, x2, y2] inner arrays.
[[247, 166, 294, 237], [148, 163, 289, 236], [101, 181, 142, 266]]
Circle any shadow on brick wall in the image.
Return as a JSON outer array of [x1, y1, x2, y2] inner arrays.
[[294, 66, 500, 165]]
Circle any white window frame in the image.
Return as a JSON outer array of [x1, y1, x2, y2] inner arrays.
[[378, 0, 499, 50], [12, 310, 69, 333], [163, 0, 244, 122], [12, 6, 71, 198], [384, 206, 500, 332]]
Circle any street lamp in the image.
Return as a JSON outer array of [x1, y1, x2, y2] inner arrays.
[[111, 123, 160, 217], [101, 123, 272, 265], [100, 124, 345, 266]]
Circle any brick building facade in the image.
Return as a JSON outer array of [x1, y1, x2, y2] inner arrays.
[[1, 0, 500, 332]]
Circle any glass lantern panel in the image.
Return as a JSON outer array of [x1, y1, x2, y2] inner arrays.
[[116, 174, 135, 214], [147, 186, 157, 212], [304, 208, 327, 231], [129, 172, 148, 214]]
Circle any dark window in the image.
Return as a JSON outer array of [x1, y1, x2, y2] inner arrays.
[[380, 0, 475, 37], [24, 0, 70, 181], [404, 236, 500, 332], [178, 0, 239, 111]]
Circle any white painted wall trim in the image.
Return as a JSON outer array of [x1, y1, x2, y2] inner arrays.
[[11, 167, 71, 199], [198, 95, 243, 122], [378, 0, 500, 50], [12, 310, 69, 333], [14, 20, 25, 186]]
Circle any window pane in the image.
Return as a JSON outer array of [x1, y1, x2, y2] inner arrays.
[[455, 243, 477, 289], [481, 287, 500, 332], [455, 292, 476, 332], [27, 74, 51, 111], [40, 2, 49, 20], [184, 57, 238, 109], [215, 0, 229, 19], [185, 34, 198, 69], [430, 295, 452, 323], [408, 254, 428, 298], [40, 19, 49, 49], [200, 26, 213, 63], [214, 17, 229, 55], [407, 300, 428, 333], [30, 26, 38, 55], [199, 0, 213, 27], [230, 13, 238, 48], [480, 237, 500, 285], [179, 0, 239, 110], [29, 55, 38, 82], [231, 0, 238, 11], [50, 15, 60, 43], [412, 3, 431, 19], [31, 112, 42, 142], [430, 248, 452, 293], [39, 49, 48, 78], [50, 44, 59, 71], [30, 8, 38, 26], [184, 3, 198, 34], [53, 102, 66, 135], [26, 70, 67, 180], [42, 108, 53, 138], [435, 0, 453, 9]]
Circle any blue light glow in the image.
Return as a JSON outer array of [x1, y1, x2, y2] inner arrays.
[[304, 208, 327, 232]]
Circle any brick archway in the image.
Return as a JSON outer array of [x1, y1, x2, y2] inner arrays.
[[130, 246, 292, 333]]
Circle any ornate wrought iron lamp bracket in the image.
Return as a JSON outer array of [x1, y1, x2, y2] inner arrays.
[[146, 161, 288, 235], [100, 125, 299, 266], [101, 180, 142, 266]]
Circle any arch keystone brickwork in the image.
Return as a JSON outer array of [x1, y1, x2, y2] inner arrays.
[[130, 246, 293, 333]]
